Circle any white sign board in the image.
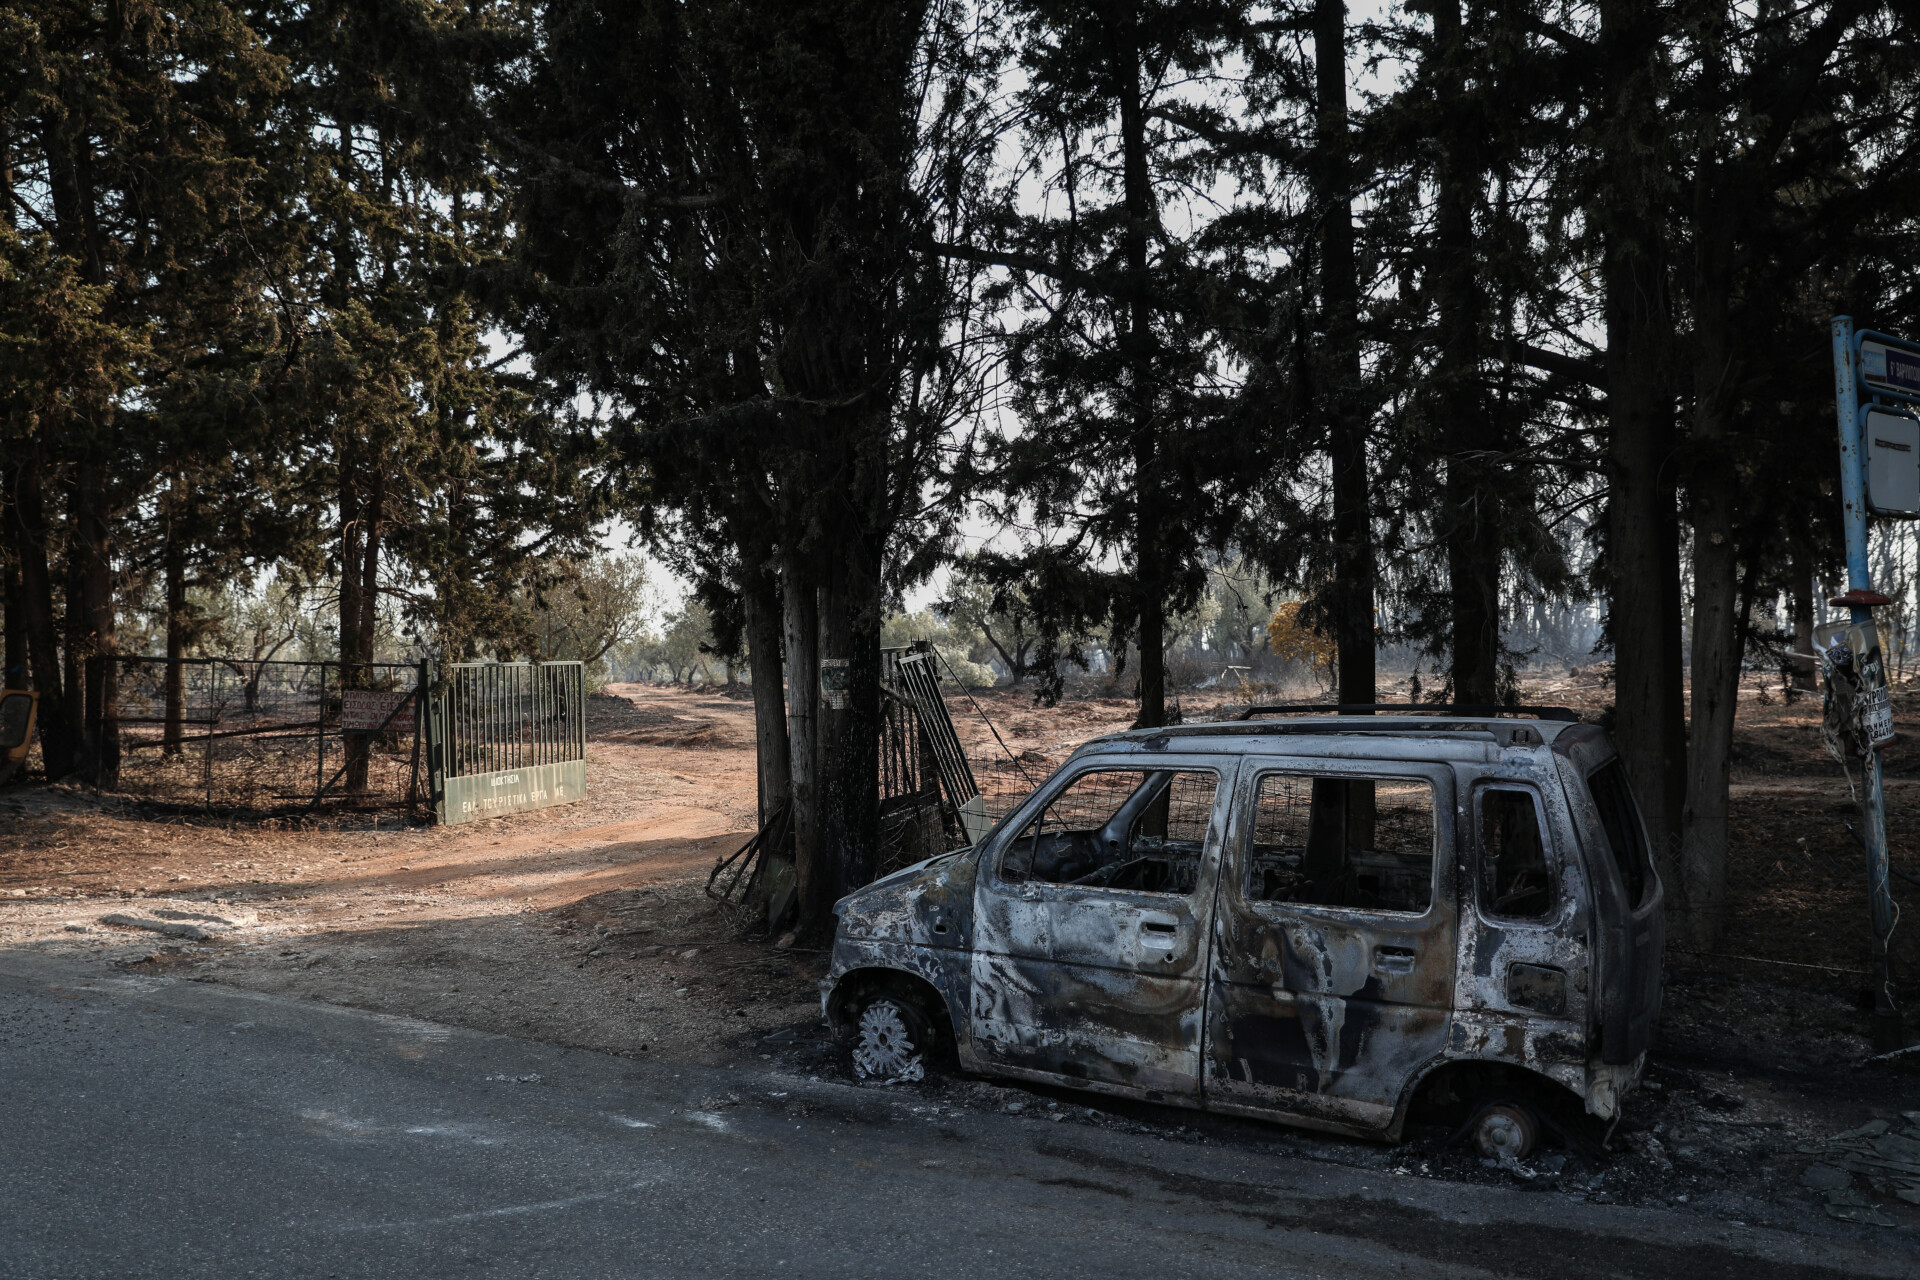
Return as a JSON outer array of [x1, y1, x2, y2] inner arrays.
[[1866, 408, 1920, 517]]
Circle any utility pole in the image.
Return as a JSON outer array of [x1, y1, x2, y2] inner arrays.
[[1830, 315, 1909, 1054]]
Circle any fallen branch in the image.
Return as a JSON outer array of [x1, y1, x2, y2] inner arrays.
[[1863, 1043, 1920, 1064]]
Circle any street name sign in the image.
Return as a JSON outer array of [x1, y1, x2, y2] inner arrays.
[[1862, 338, 1920, 399]]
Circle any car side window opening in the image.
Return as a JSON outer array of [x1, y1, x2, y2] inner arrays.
[[1247, 774, 1435, 912], [1477, 788, 1553, 920], [1000, 768, 1217, 895], [1587, 760, 1650, 907]]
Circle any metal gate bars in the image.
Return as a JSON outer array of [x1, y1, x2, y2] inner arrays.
[[424, 660, 587, 825]]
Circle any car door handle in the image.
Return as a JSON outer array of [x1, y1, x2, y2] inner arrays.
[[1373, 946, 1416, 974], [1139, 918, 1179, 954]]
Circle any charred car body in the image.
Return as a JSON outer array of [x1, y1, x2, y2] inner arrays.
[[822, 709, 1662, 1158]]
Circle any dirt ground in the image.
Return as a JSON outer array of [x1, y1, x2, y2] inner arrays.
[[5, 672, 1920, 1236]]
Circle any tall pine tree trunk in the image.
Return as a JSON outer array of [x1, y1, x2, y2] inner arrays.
[[1601, 0, 1686, 882], [338, 448, 367, 792], [782, 554, 820, 931], [0, 132, 18, 697], [3, 545, 23, 690], [1434, 0, 1498, 705], [816, 551, 853, 902], [815, 531, 884, 908], [72, 460, 118, 789], [745, 564, 791, 828], [346, 466, 384, 793], [5, 455, 72, 775], [162, 484, 186, 756], [1116, 10, 1166, 728], [1681, 201, 1742, 948], [1315, 0, 1374, 711], [1789, 541, 1817, 693]]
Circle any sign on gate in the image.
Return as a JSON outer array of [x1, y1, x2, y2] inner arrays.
[[341, 689, 413, 732]]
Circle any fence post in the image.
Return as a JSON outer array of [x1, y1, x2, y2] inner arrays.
[[408, 658, 425, 815], [204, 659, 216, 809], [424, 659, 446, 825], [316, 662, 327, 807]]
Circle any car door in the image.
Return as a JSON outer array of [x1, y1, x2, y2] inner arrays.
[[969, 756, 1234, 1098], [1453, 774, 1592, 1040], [1202, 759, 1456, 1134]]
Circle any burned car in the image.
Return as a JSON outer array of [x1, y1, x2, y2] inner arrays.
[[821, 707, 1662, 1159]]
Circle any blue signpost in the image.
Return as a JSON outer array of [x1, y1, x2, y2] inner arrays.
[[1831, 316, 1914, 1053]]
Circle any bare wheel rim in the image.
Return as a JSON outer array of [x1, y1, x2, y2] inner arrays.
[[852, 999, 926, 1082], [1471, 1103, 1537, 1161]]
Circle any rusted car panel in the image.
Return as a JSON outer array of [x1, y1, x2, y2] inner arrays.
[[823, 714, 1663, 1141]]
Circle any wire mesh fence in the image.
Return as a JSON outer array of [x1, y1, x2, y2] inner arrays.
[[106, 657, 423, 817], [975, 752, 1062, 825]]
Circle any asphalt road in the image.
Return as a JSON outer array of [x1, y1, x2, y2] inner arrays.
[[2, 950, 1913, 1280]]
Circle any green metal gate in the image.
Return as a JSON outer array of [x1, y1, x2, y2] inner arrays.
[[425, 661, 587, 825]]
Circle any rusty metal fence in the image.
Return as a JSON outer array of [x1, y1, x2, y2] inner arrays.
[[104, 656, 424, 817]]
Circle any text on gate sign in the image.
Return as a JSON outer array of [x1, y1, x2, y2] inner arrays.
[[340, 689, 412, 732]]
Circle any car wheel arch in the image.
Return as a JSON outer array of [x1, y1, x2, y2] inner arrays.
[[827, 967, 958, 1051], [1391, 1054, 1585, 1141]]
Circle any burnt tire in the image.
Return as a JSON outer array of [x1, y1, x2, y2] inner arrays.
[[1466, 1098, 1540, 1162], [847, 993, 934, 1083]]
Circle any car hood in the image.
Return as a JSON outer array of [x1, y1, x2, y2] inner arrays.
[[832, 848, 978, 948]]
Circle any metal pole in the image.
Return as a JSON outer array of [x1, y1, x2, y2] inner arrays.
[[317, 662, 327, 805], [408, 659, 424, 815], [1832, 315, 1905, 1052], [205, 660, 216, 809]]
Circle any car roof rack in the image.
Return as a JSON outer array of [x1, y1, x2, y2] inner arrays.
[[1234, 702, 1579, 723]]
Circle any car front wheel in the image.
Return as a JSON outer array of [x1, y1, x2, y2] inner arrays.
[[848, 994, 932, 1083]]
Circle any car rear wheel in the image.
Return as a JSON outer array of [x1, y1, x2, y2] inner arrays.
[[849, 994, 932, 1083], [1467, 1099, 1540, 1162]]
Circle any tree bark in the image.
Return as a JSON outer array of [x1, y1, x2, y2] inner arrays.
[[1116, 9, 1166, 729], [4, 456, 73, 775], [1681, 226, 1740, 948], [71, 460, 118, 789], [815, 534, 884, 910], [3, 548, 23, 691], [1315, 0, 1375, 710], [163, 485, 187, 756], [358, 466, 384, 667], [1434, 0, 1499, 705], [782, 553, 820, 932], [339, 449, 364, 669], [339, 447, 379, 793], [744, 564, 791, 828], [1600, 0, 1686, 881], [1789, 540, 1817, 693]]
